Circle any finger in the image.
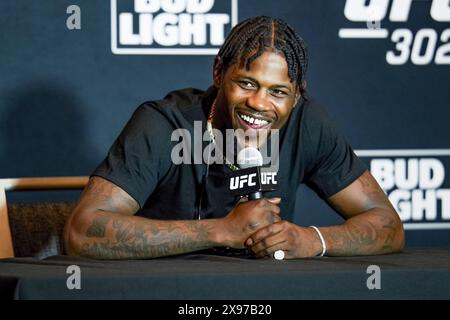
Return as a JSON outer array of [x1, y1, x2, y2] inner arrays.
[[247, 227, 289, 258], [267, 197, 281, 204], [251, 225, 286, 253], [250, 233, 288, 257], [260, 199, 281, 215], [256, 242, 291, 259], [271, 205, 281, 216], [246, 221, 284, 246], [237, 196, 248, 204], [267, 212, 281, 226]]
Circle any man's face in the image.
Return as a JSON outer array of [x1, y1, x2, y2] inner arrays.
[[214, 50, 300, 148]]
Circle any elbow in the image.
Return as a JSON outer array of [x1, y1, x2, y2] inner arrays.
[[63, 208, 89, 257], [396, 222, 406, 253], [63, 229, 80, 257], [391, 211, 405, 253]]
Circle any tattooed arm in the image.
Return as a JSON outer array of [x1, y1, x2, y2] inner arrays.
[[63, 176, 281, 259], [246, 170, 405, 258], [319, 170, 405, 256]]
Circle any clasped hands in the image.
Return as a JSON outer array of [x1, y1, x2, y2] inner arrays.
[[222, 197, 322, 259]]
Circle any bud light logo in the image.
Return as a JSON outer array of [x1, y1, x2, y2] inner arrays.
[[111, 0, 239, 55], [357, 149, 450, 230]]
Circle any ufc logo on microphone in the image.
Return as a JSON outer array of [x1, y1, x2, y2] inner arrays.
[[230, 173, 257, 190], [261, 172, 277, 184]]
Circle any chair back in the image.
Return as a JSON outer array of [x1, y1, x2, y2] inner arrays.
[[0, 177, 88, 259]]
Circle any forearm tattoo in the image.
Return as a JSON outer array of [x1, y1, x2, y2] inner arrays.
[[86, 216, 109, 238], [325, 171, 401, 256], [76, 177, 213, 259], [327, 211, 397, 255], [80, 215, 212, 259]]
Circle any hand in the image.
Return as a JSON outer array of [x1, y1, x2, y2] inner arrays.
[[221, 197, 281, 249], [245, 222, 323, 259]]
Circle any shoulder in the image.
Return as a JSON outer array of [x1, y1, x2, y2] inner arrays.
[[295, 92, 341, 141], [124, 87, 206, 132], [283, 92, 335, 146], [300, 93, 334, 127], [143, 87, 205, 114], [161, 87, 206, 108], [288, 92, 348, 166], [133, 87, 208, 127]]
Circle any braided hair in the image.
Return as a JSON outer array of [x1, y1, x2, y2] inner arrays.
[[216, 16, 308, 92]]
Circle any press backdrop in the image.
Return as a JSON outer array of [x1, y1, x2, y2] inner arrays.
[[1, 0, 449, 246]]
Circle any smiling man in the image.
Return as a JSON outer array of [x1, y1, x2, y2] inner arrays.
[[64, 16, 404, 259]]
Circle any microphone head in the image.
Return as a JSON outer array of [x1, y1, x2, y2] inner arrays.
[[237, 147, 263, 169]]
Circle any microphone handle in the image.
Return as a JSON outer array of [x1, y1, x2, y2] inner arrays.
[[248, 191, 263, 200]]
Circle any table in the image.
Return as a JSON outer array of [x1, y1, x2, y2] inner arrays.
[[0, 248, 449, 300]]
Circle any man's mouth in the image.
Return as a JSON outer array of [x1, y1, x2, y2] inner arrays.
[[236, 111, 273, 130]]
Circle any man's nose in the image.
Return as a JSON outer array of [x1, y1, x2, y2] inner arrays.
[[246, 89, 271, 112]]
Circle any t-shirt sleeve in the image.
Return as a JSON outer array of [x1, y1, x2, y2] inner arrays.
[[92, 103, 174, 208], [303, 101, 367, 199]]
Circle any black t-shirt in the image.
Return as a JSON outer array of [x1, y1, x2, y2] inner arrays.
[[93, 87, 366, 222]]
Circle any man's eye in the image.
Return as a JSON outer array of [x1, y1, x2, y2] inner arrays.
[[271, 89, 288, 97], [238, 81, 255, 89]]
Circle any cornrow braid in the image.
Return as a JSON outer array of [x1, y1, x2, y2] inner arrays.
[[216, 16, 308, 92]]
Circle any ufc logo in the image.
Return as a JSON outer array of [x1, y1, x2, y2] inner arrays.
[[230, 173, 257, 190], [344, 0, 450, 22], [261, 172, 277, 185]]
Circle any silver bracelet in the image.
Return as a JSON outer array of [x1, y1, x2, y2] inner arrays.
[[309, 226, 326, 257]]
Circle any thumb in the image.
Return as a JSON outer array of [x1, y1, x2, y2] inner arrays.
[[267, 197, 281, 204], [237, 196, 249, 204]]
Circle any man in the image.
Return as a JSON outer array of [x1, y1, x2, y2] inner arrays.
[[64, 16, 404, 260]]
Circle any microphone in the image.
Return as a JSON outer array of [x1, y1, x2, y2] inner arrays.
[[237, 147, 264, 200], [229, 148, 284, 260]]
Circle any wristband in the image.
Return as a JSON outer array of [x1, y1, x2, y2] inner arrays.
[[310, 226, 326, 257]]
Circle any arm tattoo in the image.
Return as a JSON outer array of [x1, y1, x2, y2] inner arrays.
[[81, 177, 140, 214], [358, 171, 389, 211], [324, 171, 402, 256], [86, 216, 109, 238], [80, 214, 213, 259], [76, 177, 216, 259], [324, 211, 398, 256]]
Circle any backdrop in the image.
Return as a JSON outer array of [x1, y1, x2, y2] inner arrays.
[[1, 0, 449, 247]]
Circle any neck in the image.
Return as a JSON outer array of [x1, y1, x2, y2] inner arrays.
[[210, 98, 232, 132]]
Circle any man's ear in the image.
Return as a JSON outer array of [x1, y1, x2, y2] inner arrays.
[[213, 56, 224, 88]]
